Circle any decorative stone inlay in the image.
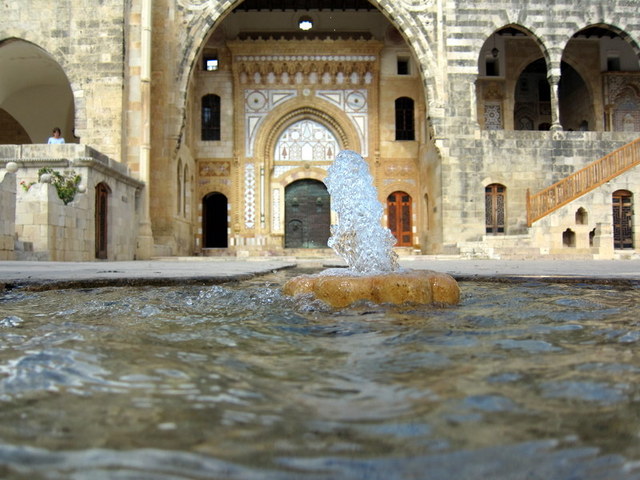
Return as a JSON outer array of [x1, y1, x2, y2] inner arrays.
[[384, 162, 416, 178], [271, 187, 280, 232], [244, 89, 297, 157], [484, 103, 502, 130], [316, 89, 368, 156], [274, 119, 339, 163], [236, 55, 376, 63], [199, 161, 230, 177], [244, 163, 256, 229]]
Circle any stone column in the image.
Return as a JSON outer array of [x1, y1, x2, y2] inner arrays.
[[548, 72, 562, 131], [135, 0, 155, 259]]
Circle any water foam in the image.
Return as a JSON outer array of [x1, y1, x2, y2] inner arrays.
[[325, 150, 399, 275]]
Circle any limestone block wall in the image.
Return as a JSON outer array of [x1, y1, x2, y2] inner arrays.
[[529, 163, 640, 257], [0, 170, 16, 260], [15, 167, 142, 261], [3, 144, 144, 261], [0, 0, 127, 160], [439, 130, 640, 248], [431, 0, 640, 251], [15, 182, 75, 261]]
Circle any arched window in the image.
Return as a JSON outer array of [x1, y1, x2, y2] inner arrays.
[[395, 97, 415, 140], [201, 94, 220, 141], [485, 184, 506, 234], [183, 164, 189, 217], [176, 159, 182, 215]]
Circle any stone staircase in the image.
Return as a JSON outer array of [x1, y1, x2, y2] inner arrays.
[[527, 136, 640, 225], [457, 231, 621, 259], [457, 234, 542, 259]]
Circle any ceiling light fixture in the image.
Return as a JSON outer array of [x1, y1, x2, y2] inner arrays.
[[299, 16, 313, 31]]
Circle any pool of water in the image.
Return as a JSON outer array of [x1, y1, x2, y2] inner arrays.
[[1, 269, 640, 479]]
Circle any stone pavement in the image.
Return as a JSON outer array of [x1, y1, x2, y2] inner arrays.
[[0, 256, 639, 291]]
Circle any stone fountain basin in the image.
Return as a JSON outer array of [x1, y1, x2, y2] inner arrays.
[[283, 268, 461, 308]]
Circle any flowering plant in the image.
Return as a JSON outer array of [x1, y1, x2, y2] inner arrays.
[[20, 180, 35, 192]]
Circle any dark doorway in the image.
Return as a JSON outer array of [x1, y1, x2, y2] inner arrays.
[[95, 182, 110, 259], [203, 192, 228, 248], [285, 179, 330, 248], [387, 191, 412, 246], [613, 190, 634, 249]]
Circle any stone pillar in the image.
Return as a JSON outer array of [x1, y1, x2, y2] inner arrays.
[[548, 73, 562, 132], [135, 0, 155, 259]]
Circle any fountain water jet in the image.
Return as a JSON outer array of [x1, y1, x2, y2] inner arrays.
[[283, 150, 460, 307]]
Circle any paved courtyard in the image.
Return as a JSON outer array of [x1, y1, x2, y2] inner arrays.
[[0, 256, 638, 291]]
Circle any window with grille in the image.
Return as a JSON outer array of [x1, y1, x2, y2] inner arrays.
[[201, 94, 221, 141], [395, 97, 415, 141], [613, 190, 633, 249]]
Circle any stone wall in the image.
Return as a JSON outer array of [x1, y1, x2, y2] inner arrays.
[[1, 144, 144, 261], [529, 161, 640, 257], [0, 0, 127, 160]]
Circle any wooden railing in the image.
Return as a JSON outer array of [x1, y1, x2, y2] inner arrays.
[[527, 136, 640, 226]]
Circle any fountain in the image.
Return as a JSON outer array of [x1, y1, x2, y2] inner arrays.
[[283, 150, 460, 307]]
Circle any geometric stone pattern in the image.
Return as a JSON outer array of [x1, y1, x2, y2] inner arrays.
[[244, 163, 256, 229]]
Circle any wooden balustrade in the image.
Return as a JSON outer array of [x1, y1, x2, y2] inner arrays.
[[527, 137, 640, 226]]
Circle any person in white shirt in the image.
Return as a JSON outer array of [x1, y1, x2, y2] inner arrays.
[[47, 127, 65, 144]]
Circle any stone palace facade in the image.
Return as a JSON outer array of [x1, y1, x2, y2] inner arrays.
[[1, 0, 639, 260]]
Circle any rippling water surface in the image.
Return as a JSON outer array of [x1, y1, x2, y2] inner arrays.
[[1, 270, 640, 479]]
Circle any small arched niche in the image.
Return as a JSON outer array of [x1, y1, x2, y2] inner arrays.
[[562, 228, 576, 247], [575, 207, 588, 225]]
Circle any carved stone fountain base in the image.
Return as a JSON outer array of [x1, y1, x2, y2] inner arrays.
[[283, 269, 460, 308]]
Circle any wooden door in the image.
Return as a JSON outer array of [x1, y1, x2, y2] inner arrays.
[[95, 183, 110, 259], [285, 180, 330, 248], [485, 184, 506, 234], [387, 191, 412, 246]]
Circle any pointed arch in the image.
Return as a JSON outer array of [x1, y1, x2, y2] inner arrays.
[[170, 0, 437, 153], [259, 101, 361, 175], [477, 25, 551, 131]]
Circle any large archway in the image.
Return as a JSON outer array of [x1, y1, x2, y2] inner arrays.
[[172, 0, 432, 255], [0, 38, 75, 144], [477, 25, 549, 131]]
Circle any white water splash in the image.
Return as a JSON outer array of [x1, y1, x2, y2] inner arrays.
[[325, 150, 399, 274]]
